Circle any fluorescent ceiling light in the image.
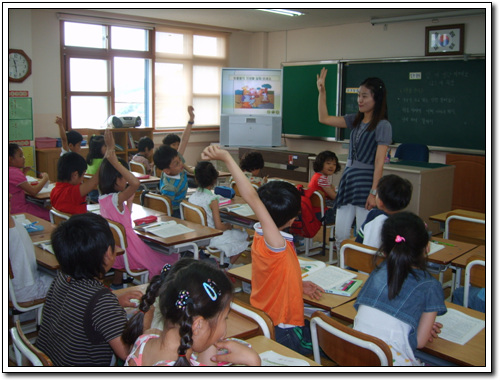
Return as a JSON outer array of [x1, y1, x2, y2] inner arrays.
[[257, 9, 305, 17]]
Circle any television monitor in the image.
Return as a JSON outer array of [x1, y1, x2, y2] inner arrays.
[[221, 68, 282, 116]]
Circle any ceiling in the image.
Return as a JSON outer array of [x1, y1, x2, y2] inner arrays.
[[93, 7, 483, 33]]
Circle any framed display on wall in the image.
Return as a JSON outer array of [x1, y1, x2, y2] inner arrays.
[[425, 24, 464, 56]]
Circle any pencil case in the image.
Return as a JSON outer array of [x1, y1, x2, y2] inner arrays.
[[23, 221, 44, 233], [133, 215, 157, 226], [214, 186, 235, 199]]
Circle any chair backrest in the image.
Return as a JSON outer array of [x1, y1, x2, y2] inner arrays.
[[130, 161, 147, 175], [394, 143, 429, 162], [8, 258, 45, 320], [444, 213, 486, 245], [180, 201, 207, 226], [230, 181, 258, 196], [310, 190, 325, 216], [10, 320, 53, 366], [339, 241, 383, 273], [230, 299, 275, 340], [141, 190, 172, 216], [154, 165, 162, 178], [310, 311, 392, 366], [49, 207, 72, 225], [464, 259, 486, 308]]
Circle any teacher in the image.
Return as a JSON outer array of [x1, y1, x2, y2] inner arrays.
[[317, 67, 392, 253]]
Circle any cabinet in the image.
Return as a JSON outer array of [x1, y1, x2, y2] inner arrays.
[[36, 147, 88, 181], [87, 127, 153, 162]]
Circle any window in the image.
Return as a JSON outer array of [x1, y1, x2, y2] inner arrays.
[[61, 19, 228, 131]]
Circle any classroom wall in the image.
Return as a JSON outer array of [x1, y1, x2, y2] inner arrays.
[[8, 9, 485, 165]]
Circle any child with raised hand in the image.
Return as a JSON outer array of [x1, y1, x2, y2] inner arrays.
[[131, 136, 155, 175], [125, 260, 261, 366], [8, 143, 50, 220], [308, 150, 341, 224], [189, 161, 249, 266], [36, 213, 143, 366], [238, 151, 267, 186], [98, 129, 179, 289], [86, 134, 106, 203], [353, 212, 446, 366], [202, 145, 324, 356], [55, 116, 83, 155]]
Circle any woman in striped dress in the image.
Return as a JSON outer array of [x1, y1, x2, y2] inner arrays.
[[317, 68, 392, 253]]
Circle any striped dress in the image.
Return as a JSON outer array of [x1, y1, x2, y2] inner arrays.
[[336, 114, 392, 208], [159, 171, 188, 212], [36, 273, 127, 366]]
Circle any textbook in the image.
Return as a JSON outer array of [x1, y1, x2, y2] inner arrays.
[[324, 278, 363, 296], [298, 258, 357, 292], [220, 203, 254, 217], [136, 220, 194, 239]]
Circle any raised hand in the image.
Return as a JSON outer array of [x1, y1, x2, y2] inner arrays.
[[316, 67, 328, 93]]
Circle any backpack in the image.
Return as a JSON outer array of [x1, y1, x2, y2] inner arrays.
[[289, 185, 323, 238]]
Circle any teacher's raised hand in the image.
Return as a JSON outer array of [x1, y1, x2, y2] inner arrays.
[[316, 67, 328, 93]]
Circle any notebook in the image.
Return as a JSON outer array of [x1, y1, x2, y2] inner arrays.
[[140, 220, 194, 239]]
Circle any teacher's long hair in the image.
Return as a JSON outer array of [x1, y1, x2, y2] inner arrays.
[[353, 77, 388, 132]]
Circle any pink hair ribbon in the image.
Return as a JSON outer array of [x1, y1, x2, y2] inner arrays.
[[395, 235, 406, 243]]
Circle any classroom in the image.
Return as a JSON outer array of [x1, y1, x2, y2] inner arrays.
[[7, 4, 490, 371]]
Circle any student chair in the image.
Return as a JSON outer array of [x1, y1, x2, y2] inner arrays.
[[8, 259, 45, 333], [49, 207, 71, 225], [339, 240, 383, 274], [464, 259, 486, 309], [106, 219, 149, 285], [394, 143, 429, 162], [230, 181, 258, 196], [444, 213, 486, 246], [129, 161, 147, 175], [179, 201, 227, 266], [310, 311, 393, 366], [10, 320, 53, 366], [140, 190, 172, 216], [308, 190, 335, 264], [230, 299, 275, 340]]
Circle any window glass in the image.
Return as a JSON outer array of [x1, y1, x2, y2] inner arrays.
[[193, 66, 220, 95], [111, 26, 148, 51], [70, 96, 109, 129], [156, 32, 184, 54], [193, 97, 220, 125], [64, 22, 106, 48], [69, 58, 108, 92], [193, 35, 220, 57], [155, 62, 187, 127]]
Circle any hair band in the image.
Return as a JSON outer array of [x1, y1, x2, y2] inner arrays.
[[175, 290, 191, 310], [395, 235, 406, 243], [203, 279, 221, 302], [161, 263, 172, 274], [178, 354, 186, 357]]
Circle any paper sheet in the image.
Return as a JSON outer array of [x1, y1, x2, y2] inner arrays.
[[143, 220, 194, 238], [302, 266, 356, 290], [428, 241, 445, 256], [435, 308, 485, 345], [39, 182, 55, 194], [259, 350, 310, 366]]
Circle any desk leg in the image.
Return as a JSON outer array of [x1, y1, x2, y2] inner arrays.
[[173, 242, 199, 260]]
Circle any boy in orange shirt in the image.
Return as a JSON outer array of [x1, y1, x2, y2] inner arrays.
[[202, 145, 324, 355]]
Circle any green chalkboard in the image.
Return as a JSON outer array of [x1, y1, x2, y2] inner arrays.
[[282, 63, 338, 138], [342, 59, 486, 151]]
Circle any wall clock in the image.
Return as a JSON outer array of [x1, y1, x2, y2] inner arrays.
[[9, 49, 32, 82]]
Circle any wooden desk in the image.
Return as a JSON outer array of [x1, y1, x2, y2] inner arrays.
[[427, 238, 477, 266], [228, 261, 368, 310], [88, 203, 168, 220], [330, 300, 485, 367], [219, 196, 258, 230], [247, 336, 321, 366], [450, 245, 486, 291], [429, 209, 486, 232]]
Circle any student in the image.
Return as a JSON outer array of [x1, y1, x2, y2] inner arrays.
[[202, 145, 324, 356], [308, 150, 341, 224], [8, 143, 50, 221], [125, 261, 261, 366], [162, 105, 196, 176], [50, 152, 99, 215], [153, 145, 188, 218], [36, 213, 143, 366], [353, 212, 446, 366], [238, 151, 267, 186], [188, 161, 249, 266], [55, 116, 83, 155], [355, 174, 413, 248], [98, 130, 178, 289], [317, 68, 392, 253], [8, 196, 53, 303], [131, 136, 155, 175], [86, 134, 106, 203]]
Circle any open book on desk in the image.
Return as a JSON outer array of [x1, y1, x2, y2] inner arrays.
[[259, 350, 310, 366], [298, 259, 360, 296], [435, 308, 485, 345], [220, 203, 254, 217], [35, 240, 55, 254], [135, 220, 194, 239]]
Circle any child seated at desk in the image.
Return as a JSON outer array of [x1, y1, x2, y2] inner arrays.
[[36, 213, 143, 366], [8, 143, 50, 221], [308, 150, 341, 224], [355, 174, 413, 249], [8, 197, 53, 303], [353, 212, 446, 366], [153, 145, 189, 218], [188, 161, 249, 267], [238, 151, 267, 186], [55, 116, 83, 155], [202, 145, 324, 356], [131, 136, 155, 175], [124, 260, 260, 366], [99, 130, 178, 289], [50, 152, 100, 215], [86, 134, 107, 203]]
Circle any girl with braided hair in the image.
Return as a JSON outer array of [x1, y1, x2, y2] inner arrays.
[[124, 260, 260, 366]]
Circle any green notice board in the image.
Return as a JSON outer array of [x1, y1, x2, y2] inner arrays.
[[342, 59, 486, 151], [282, 63, 338, 138], [9, 97, 33, 141]]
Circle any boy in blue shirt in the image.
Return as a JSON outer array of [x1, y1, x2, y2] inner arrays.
[[153, 145, 188, 218]]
